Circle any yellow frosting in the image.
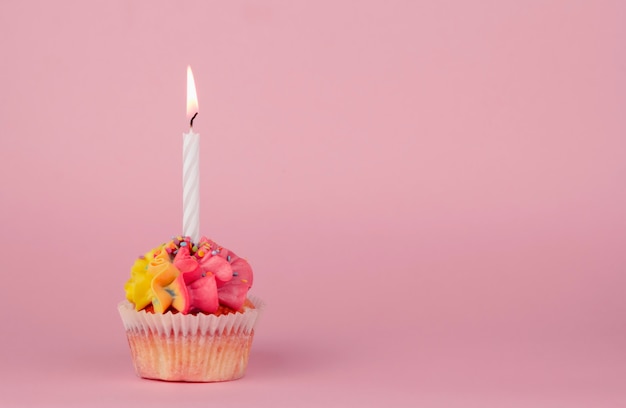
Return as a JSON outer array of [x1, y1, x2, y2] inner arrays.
[[125, 245, 189, 313], [124, 245, 164, 311]]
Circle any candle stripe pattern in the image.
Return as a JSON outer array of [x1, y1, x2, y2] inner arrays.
[[182, 131, 200, 243]]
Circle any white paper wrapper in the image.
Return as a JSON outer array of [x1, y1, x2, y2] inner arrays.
[[118, 295, 264, 382], [118, 295, 263, 336]]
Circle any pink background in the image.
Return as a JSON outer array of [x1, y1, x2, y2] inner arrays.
[[1, 1, 625, 406]]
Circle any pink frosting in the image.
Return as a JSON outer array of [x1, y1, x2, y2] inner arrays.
[[167, 237, 253, 314], [199, 238, 253, 310]]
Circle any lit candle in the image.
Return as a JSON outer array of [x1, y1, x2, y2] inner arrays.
[[183, 66, 200, 243]]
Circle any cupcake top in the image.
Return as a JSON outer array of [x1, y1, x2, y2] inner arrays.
[[124, 236, 253, 314]]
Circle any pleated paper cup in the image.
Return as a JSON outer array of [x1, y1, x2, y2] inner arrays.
[[118, 295, 264, 382]]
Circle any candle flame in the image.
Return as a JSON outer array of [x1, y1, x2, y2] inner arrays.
[[186, 66, 199, 122]]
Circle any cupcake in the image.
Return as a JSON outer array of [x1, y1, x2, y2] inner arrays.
[[118, 236, 262, 382]]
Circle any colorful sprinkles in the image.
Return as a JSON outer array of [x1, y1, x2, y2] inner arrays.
[[137, 236, 224, 262]]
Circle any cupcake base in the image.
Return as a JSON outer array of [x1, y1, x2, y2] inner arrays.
[[118, 297, 262, 382], [127, 330, 254, 382]]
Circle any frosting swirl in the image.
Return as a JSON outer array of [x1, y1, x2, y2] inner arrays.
[[124, 236, 253, 314]]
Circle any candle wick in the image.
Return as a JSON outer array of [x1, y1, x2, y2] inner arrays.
[[190, 112, 198, 128]]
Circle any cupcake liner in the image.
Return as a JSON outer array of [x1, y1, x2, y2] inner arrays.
[[118, 295, 264, 382]]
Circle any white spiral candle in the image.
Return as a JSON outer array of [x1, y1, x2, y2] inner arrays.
[[182, 128, 200, 243], [183, 66, 200, 243]]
